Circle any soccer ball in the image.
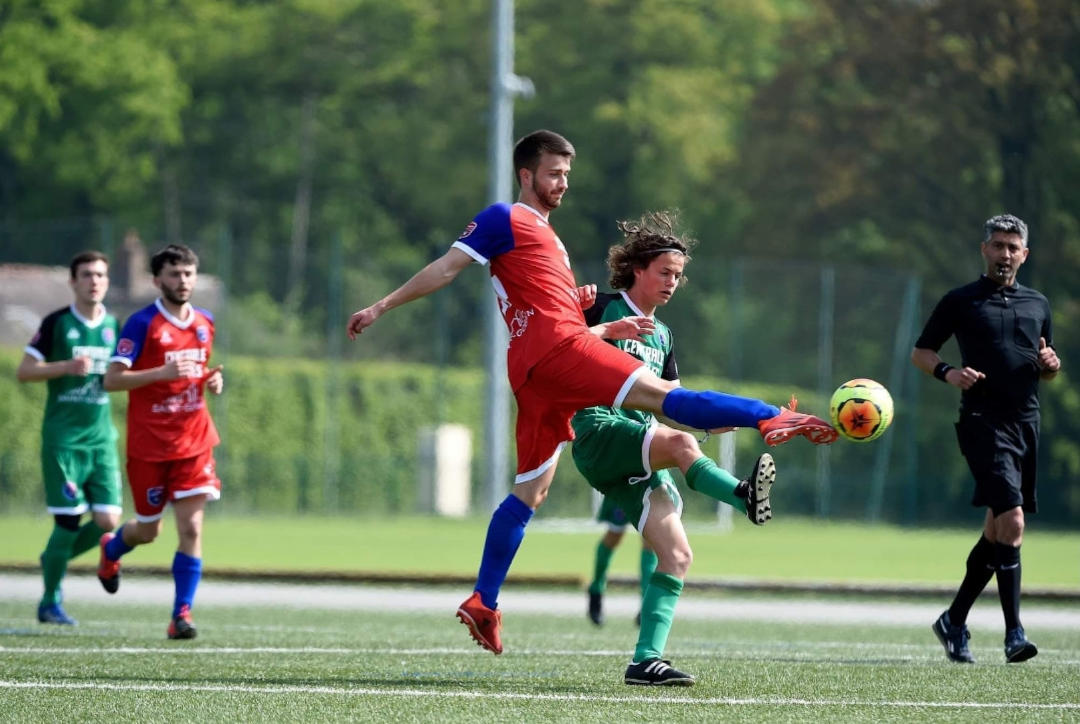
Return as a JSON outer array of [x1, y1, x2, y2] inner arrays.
[[829, 378, 894, 443]]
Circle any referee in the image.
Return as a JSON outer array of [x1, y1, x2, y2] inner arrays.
[[912, 214, 1061, 664]]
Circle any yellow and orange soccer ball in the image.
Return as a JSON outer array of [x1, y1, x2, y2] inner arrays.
[[829, 378, 894, 443]]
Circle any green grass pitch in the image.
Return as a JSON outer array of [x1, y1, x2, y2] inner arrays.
[[2, 593, 1079, 722]]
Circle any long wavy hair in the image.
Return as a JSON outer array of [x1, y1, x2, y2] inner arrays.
[[607, 210, 696, 290]]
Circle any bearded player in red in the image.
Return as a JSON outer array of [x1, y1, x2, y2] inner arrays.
[[101, 244, 223, 640], [347, 129, 837, 656]]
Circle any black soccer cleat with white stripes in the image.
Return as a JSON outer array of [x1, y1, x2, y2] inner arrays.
[[624, 659, 695, 686], [736, 452, 776, 525]]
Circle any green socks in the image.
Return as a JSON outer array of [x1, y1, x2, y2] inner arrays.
[[40, 520, 110, 606], [40, 525, 78, 606], [686, 457, 746, 513], [639, 548, 658, 602], [72, 520, 108, 558], [589, 540, 616, 595], [633, 571, 684, 663]]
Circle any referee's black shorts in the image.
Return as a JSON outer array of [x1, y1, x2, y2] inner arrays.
[[955, 411, 1039, 515]]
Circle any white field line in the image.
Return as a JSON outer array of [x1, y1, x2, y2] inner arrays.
[[3, 573, 1080, 629], [3, 644, 1078, 666], [0, 679, 1078, 711]]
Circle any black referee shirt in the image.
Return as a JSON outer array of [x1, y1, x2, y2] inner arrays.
[[915, 275, 1053, 421]]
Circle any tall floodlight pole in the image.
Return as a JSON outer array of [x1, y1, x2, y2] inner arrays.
[[484, 0, 534, 512]]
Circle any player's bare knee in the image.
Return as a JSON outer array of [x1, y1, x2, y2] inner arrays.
[[132, 523, 160, 544], [93, 511, 121, 531], [513, 479, 549, 509], [672, 431, 701, 466], [992, 507, 1024, 545]]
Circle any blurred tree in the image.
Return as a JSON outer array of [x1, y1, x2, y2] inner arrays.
[[738, 0, 1080, 292], [0, 0, 187, 222]]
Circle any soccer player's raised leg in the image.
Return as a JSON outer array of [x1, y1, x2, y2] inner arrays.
[[623, 374, 837, 447], [648, 427, 777, 525]]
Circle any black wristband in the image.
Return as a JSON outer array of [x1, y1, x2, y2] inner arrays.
[[933, 362, 953, 382]]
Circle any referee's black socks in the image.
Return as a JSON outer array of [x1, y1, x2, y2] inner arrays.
[[994, 542, 1023, 631], [948, 535, 996, 626]]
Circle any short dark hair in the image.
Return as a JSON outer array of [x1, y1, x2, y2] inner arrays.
[[69, 250, 108, 279], [512, 129, 575, 187], [607, 210, 696, 290], [150, 243, 199, 276], [984, 214, 1028, 245]]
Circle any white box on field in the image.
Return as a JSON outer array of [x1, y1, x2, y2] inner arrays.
[[417, 424, 472, 517]]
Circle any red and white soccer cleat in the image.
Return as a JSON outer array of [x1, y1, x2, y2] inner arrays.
[[757, 395, 839, 446]]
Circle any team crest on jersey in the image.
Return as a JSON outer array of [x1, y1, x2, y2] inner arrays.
[[147, 486, 165, 507], [196, 326, 209, 342], [67, 329, 81, 340], [160, 330, 173, 344], [62, 481, 78, 501], [102, 327, 116, 344], [116, 338, 135, 356], [458, 221, 477, 239]]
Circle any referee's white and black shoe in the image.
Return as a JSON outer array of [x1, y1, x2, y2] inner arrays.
[[737, 452, 776, 525], [624, 659, 695, 686]]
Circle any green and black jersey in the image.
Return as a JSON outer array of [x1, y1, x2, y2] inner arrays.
[[25, 305, 120, 450], [572, 292, 678, 434]]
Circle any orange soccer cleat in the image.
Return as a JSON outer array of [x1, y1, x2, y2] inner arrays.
[[456, 591, 503, 655], [757, 396, 839, 446]]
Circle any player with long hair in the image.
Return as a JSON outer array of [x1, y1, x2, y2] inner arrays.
[[346, 129, 836, 657]]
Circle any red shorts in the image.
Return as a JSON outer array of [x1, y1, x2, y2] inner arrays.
[[126, 448, 221, 522], [513, 332, 645, 482]]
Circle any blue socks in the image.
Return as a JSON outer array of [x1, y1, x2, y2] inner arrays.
[[661, 387, 779, 430], [104, 524, 135, 560], [171, 551, 202, 617], [475, 494, 534, 609]]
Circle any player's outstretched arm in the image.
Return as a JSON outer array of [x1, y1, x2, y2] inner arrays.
[[347, 247, 474, 340], [15, 353, 92, 383]]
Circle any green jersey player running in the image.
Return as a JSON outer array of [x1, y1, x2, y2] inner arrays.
[[16, 251, 122, 625], [572, 211, 777, 686]]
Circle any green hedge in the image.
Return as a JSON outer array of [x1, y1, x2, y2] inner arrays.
[[3, 346, 1075, 525], [0, 347, 809, 519]]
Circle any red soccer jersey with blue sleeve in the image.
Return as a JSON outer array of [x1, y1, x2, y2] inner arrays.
[[110, 299, 220, 461], [452, 202, 587, 391]]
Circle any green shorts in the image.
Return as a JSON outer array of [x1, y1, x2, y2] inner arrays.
[[41, 445, 123, 516], [573, 417, 682, 532], [596, 495, 632, 529], [595, 471, 679, 533]]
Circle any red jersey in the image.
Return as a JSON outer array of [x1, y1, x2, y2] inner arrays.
[[111, 299, 220, 461], [452, 202, 588, 391]]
